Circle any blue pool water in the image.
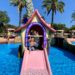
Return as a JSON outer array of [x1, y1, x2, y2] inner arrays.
[[71, 42, 75, 45], [0, 43, 22, 75], [49, 47, 75, 75], [0, 43, 75, 75]]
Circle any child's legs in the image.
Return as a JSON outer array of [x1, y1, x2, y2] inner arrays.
[[29, 46, 35, 51]]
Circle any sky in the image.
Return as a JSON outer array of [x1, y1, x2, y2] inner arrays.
[[0, 0, 75, 28]]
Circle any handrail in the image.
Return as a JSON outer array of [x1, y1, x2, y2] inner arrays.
[[44, 48, 52, 75], [27, 35, 43, 37]]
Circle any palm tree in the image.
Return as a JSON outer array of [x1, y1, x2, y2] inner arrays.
[[71, 11, 75, 22], [10, 0, 26, 27], [25, 0, 34, 18], [42, 0, 65, 25]]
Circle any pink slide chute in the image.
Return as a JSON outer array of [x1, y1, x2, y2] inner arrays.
[[20, 49, 52, 75]]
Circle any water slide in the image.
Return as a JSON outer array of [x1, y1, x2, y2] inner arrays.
[[20, 49, 52, 75]]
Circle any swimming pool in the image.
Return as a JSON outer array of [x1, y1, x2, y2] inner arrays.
[[71, 42, 75, 45], [49, 47, 75, 75], [0, 43, 75, 75], [0, 43, 22, 75]]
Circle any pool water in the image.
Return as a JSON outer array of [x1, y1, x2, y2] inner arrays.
[[71, 42, 75, 45], [0, 43, 22, 75], [49, 47, 75, 75], [0, 43, 75, 75]]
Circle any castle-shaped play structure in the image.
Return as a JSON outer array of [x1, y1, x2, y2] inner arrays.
[[15, 10, 56, 75]]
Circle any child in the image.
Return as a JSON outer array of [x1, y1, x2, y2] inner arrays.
[[34, 31, 39, 49], [29, 37, 36, 51]]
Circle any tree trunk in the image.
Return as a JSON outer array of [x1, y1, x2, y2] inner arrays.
[[51, 11, 54, 25], [26, 0, 34, 18], [19, 9, 22, 27], [18, 9, 23, 58]]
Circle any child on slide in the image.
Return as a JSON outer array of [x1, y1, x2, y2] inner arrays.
[[29, 37, 36, 51], [34, 31, 39, 49]]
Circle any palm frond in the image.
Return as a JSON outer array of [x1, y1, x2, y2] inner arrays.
[[42, 0, 52, 15], [10, 0, 19, 6], [57, 1, 65, 13], [42, 0, 65, 24]]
